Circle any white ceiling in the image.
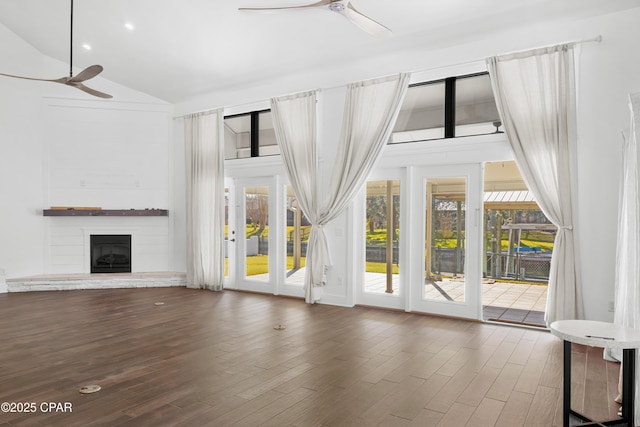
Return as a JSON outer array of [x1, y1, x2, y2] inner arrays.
[[0, 0, 637, 103]]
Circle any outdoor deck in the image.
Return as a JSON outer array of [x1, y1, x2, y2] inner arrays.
[[284, 269, 547, 327]]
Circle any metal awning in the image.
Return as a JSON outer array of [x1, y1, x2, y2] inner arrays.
[[484, 191, 539, 210]]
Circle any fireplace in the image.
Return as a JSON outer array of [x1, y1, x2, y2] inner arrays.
[[90, 235, 131, 273]]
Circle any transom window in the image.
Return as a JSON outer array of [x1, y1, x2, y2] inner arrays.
[[224, 110, 278, 160], [224, 73, 500, 157], [392, 73, 501, 144]]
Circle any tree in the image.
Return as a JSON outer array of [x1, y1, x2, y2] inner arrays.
[[246, 191, 269, 237], [366, 195, 386, 234]]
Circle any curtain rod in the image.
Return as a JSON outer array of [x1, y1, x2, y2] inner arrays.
[[567, 34, 602, 47], [173, 107, 221, 120], [493, 34, 602, 57], [403, 34, 602, 77], [311, 34, 604, 92], [174, 35, 602, 119]]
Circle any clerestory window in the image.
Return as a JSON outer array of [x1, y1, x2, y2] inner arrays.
[[391, 72, 501, 144], [224, 110, 278, 160]]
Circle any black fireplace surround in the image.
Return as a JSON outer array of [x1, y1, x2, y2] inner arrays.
[[90, 235, 131, 273]]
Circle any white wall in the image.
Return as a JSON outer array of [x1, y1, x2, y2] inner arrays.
[[44, 98, 171, 209], [0, 24, 48, 279], [573, 10, 640, 321], [174, 7, 640, 320], [171, 119, 187, 273], [0, 22, 176, 279]]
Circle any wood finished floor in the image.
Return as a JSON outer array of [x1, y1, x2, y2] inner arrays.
[[0, 288, 622, 426]]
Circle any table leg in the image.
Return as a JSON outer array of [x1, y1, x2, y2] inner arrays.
[[621, 348, 635, 425], [563, 340, 571, 427]]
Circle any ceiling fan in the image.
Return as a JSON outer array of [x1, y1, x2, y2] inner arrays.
[[0, 0, 112, 99], [239, 0, 391, 37]]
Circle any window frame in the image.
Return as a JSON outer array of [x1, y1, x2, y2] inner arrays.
[[224, 108, 274, 160], [398, 71, 497, 143]]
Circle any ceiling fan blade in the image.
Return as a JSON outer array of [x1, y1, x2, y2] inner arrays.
[[68, 65, 104, 83], [239, 0, 331, 11], [341, 3, 391, 36], [0, 72, 67, 83], [1, 1, 111, 99], [0, 72, 111, 98], [68, 82, 113, 99]]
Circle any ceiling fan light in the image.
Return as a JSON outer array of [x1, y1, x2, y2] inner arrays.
[[328, 2, 345, 12]]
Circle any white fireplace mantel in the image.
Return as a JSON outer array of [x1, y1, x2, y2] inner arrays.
[[45, 215, 170, 275]]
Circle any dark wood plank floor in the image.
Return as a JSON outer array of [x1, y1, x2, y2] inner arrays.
[[0, 288, 622, 426]]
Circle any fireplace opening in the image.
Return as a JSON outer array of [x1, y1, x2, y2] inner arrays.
[[90, 235, 131, 273]]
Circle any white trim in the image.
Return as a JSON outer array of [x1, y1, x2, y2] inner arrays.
[[409, 163, 483, 320]]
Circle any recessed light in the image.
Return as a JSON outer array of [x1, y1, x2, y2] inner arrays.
[[124, 22, 135, 31], [82, 44, 92, 51]]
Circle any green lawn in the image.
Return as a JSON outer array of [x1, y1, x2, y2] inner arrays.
[[241, 255, 306, 276], [245, 255, 269, 276], [226, 226, 551, 278], [240, 256, 393, 276], [230, 225, 313, 240], [366, 261, 399, 274], [231, 226, 554, 252], [286, 256, 306, 269], [433, 237, 554, 253]]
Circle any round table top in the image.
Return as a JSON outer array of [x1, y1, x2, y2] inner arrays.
[[550, 319, 640, 349]]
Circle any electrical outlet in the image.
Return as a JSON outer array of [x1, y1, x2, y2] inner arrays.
[[608, 301, 615, 312]]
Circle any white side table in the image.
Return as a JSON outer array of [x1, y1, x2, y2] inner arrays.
[[550, 320, 640, 427]]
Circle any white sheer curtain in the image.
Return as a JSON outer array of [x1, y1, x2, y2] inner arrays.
[[271, 90, 320, 301], [613, 93, 640, 424], [272, 73, 410, 303], [487, 45, 582, 324], [184, 109, 225, 291]]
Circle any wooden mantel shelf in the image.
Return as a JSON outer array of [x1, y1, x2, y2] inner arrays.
[[43, 209, 168, 217]]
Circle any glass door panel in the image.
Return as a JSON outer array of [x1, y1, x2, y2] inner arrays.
[[424, 178, 467, 303], [285, 185, 306, 286], [356, 175, 404, 311], [365, 180, 400, 295], [224, 184, 231, 280], [244, 185, 270, 282], [410, 164, 482, 320], [235, 177, 275, 294], [224, 178, 236, 288]]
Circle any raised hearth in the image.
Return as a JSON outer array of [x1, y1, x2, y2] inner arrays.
[[6, 272, 186, 292]]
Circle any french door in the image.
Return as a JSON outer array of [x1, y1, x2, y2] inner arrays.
[[232, 177, 276, 294], [224, 179, 235, 286], [356, 174, 405, 310], [408, 164, 483, 320]]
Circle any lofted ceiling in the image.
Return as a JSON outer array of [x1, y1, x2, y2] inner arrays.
[[0, 0, 637, 103]]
